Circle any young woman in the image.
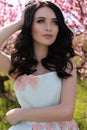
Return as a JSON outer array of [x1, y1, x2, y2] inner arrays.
[[0, 1, 79, 130]]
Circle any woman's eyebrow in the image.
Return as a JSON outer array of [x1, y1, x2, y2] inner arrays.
[[35, 17, 57, 20], [52, 18, 58, 21], [35, 17, 46, 19]]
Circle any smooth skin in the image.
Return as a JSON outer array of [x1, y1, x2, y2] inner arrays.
[[0, 6, 77, 125]]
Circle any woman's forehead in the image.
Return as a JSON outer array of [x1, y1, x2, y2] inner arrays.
[[34, 7, 57, 19]]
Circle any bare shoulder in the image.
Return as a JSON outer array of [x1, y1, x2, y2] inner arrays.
[[60, 58, 77, 112], [62, 58, 77, 90]]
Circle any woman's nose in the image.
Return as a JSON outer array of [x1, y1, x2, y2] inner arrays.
[[45, 23, 52, 31]]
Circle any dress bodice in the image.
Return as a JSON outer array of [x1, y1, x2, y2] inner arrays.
[[14, 72, 62, 108], [9, 72, 79, 130]]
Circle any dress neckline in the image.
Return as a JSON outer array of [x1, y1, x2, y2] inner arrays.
[[14, 71, 56, 85], [31, 71, 56, 77]]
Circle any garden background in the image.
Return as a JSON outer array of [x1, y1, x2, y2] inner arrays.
[[0, 0, 87, 130]]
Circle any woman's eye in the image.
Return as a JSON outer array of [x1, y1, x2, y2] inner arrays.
[[37, 20, 45, 23], [53, 21, 58, 25]]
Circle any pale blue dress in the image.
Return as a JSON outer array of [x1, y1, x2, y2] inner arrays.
[[9, 72, 79, 130]]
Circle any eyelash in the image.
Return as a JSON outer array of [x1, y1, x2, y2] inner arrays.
[[37, 20, 58, 25], [53, 21, 58, 25], [37, 20, 45, 23]]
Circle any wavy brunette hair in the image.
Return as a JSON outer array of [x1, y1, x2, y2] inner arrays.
[[9, 1, 75, 79]]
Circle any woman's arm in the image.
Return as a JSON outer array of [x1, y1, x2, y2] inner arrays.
[[0, 21, 21, 45], [0, 8, 26, 79], [6, 61, 77, 125], [0, 21, 21, 78]]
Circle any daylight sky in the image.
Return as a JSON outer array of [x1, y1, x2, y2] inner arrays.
[[6, 0, 47, 6], [6, 0, 26, 6]]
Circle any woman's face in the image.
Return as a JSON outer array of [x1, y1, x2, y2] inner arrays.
[[31, 7, 59, 46]]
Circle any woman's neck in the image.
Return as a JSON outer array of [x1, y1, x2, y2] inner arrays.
[[34, 44, 48, 63]]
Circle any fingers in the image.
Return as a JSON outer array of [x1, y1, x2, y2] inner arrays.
[[25, 0, 36, 7], [22, 0, 37, 16], [5, 109, 21, 125]]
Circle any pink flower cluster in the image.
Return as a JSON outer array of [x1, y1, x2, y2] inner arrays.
[[74, 34, 87, 80], [15, 74, 39, 91], [59, 120, 79, 130], [32, 122, 54, 130], [31, 120, 79, 130]]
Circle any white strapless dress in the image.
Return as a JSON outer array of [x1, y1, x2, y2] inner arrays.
[[9, 72, 79, 130]]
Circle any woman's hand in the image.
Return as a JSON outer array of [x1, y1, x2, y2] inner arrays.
[[18, 8, 26, 28], [18, 2, 35, 28], [5, 108, 22, 125], [16, 8, 26, 30], [16, 1, 37, 29]]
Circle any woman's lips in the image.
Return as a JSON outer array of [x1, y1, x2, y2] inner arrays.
[[43, 34, 53, 39]]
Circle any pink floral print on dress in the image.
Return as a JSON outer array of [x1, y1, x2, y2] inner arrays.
[[32, 122, 54, 130], [45, 123, 54, 130], [27, 75, 39, 88], [59, 121, 67, 130], [15, 74, 39, 91], [32, 123, 42, 130], [59, 120, 79, 130]]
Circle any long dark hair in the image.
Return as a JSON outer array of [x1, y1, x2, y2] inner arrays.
[[9, 1, 75, 79]]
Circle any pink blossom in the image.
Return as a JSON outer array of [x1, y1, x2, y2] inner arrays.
[[45, 122, 54, 130], [32, 123, 42, 130], [59, 121, 67, 130], [32, 122, 54, 130], [15, 74, 39, 91], [59, 120, 79, 130], [26, 75, 39, 89]]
